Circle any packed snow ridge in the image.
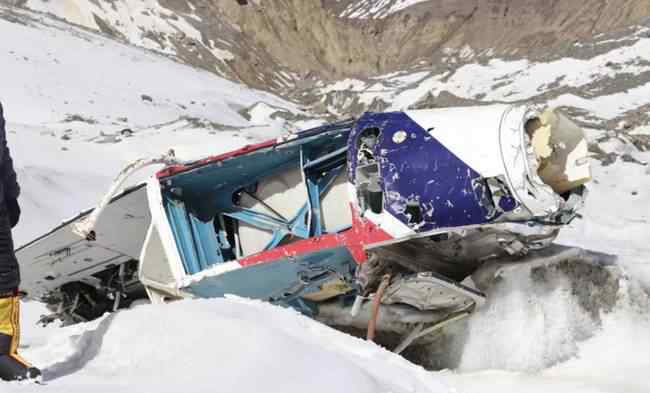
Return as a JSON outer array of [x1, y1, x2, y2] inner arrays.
[[11, 298, 450, 393]]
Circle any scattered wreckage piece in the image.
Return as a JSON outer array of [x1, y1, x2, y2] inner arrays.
[[17, 104, 598, 352]]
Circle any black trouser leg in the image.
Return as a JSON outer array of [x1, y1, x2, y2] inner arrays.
[[0, 215, 19, 294]]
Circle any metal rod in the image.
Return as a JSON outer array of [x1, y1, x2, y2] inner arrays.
[[393, 307, 473, 354], [73, 150, 181, 240], [242, 190, 288, 222]]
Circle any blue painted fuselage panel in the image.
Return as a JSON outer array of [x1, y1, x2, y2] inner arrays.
[[349, 112, 510, 232], [184, 247, 358, 313]]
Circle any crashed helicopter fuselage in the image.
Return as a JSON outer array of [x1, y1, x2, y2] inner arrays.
[[16, 104, 592, 349]]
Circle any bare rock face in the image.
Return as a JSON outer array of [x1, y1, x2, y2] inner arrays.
[[215, 0, 650, 80]]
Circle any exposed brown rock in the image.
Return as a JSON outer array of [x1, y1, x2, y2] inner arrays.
[[210, 0, 650, 82]]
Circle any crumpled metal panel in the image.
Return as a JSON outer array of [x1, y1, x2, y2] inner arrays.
[[381, 271, 486, 310]]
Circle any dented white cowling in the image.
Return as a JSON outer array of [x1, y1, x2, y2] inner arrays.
[[499, 106, 590, 219]]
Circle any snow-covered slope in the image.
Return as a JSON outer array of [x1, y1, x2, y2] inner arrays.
[[0, 5, 310, 246], [0, 5, 295, 128], [22, 0, 244, 78], [19, 0, 300, 91], [23, 0, 206, 56]]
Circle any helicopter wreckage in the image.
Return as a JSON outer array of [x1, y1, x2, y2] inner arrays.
[[16, 104, 616, 353]]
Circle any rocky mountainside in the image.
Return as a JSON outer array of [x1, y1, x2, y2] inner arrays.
[[10, 0, 650, 90]]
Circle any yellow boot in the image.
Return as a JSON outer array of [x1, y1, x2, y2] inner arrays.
[[0, 293, 40, 381]]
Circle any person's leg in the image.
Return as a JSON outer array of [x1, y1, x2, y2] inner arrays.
[[0, 293, 40, 381], [0, 216, 40, 381]]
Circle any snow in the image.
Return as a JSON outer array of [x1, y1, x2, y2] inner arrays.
[[25, 0, 203, 55], [24, 0, 236, 68], [0, 22, 294, 129], [629, 124, 650, 135], [210, 44, 235, 63], [557, 147, 650, 285], [1, 4, 650, 393], [246, 102, 284, 125], [0, 8, 294, 128], [10, 297, 450, 393], [453, 271, 598, 373], [340, 0, 431, 19], [547, 84, 650, 119], [439, 282, 650, 393]]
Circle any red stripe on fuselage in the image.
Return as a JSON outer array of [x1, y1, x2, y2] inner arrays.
[[239, 206, 393, 267]]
